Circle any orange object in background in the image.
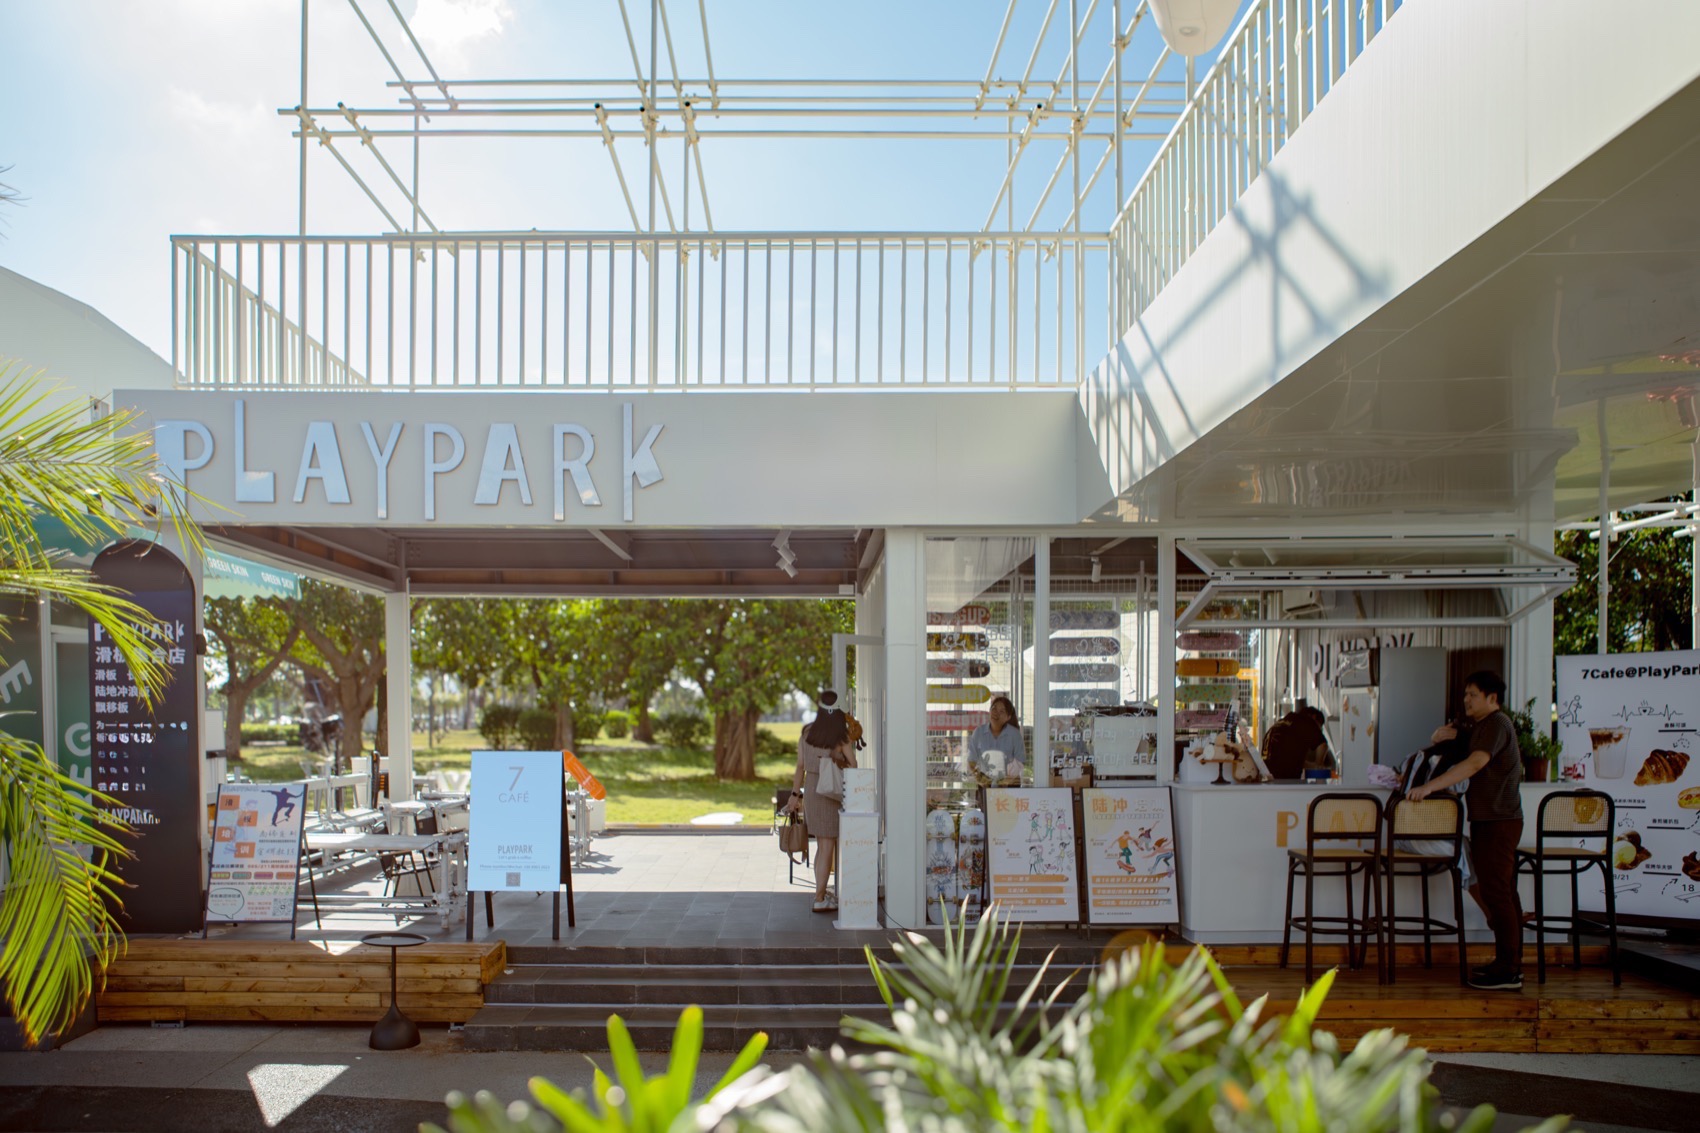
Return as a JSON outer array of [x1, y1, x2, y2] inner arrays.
[[562, 751, 607, 800]]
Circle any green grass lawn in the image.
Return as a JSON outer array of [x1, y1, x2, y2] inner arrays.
[[233, 723, 805, 826]]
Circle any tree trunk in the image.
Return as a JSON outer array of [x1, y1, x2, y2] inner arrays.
[[223, 691, 247, 761], [713, 707, 761, 781], [556, 700, 576, 752], [633, 697, 654, 744]]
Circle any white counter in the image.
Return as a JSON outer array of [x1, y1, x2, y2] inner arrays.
[[1172, 781, 1570, 943]]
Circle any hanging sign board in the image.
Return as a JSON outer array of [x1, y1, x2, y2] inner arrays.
[[205, 783, 307, 924], [89, 540, 203, 934], [1556, 652, 1700, 925], [1081, 787, 1180, 924], [986, 787, 1080, 922], [468, 750, 564, 891]]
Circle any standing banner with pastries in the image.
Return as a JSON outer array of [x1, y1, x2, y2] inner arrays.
[[1556, 651, 1700, 924]]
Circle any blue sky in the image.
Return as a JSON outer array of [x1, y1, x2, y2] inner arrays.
[[1, 1, 1204, 363]]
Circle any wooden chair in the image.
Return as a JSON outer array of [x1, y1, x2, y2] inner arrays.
[[1380, 793, 1468, 986], [1516, 789, 1620, 986], [1281, 792, 1384, 984]]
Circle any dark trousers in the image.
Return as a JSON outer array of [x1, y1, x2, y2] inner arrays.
[[1470, 817, 1524, 974]]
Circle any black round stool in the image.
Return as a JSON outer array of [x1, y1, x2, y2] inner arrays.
[[361, 931, 429, 1050]]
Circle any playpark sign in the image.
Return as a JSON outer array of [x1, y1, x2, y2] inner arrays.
[[143, 396, 663, 525]]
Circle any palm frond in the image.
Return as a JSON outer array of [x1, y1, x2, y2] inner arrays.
[[0, 733, 129, 1044], [0, 565, 170, 704]]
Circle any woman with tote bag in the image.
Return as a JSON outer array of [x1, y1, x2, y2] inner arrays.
[[781, 690, 857, 913]]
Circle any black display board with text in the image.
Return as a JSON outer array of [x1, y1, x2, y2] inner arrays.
[[89, 541, 203, 933]]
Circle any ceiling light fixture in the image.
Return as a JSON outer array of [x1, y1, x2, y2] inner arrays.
[[1090, 556, 1102, 584], [779, 559, 799, 578], [773, 530, 797, 568]]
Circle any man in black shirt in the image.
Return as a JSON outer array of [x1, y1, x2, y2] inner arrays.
[[1410, 670, 1523, 990]]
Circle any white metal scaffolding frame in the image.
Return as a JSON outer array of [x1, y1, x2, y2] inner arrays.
[[176, 1, 1408, 389]]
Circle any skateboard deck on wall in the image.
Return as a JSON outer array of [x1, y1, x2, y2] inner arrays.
[[928, 605, 991, 627], [1176, 631, 1243, 652], [928, 658, 991, 679], [1049, 608, 1118, 630], [1174, 682, 1240, 703], [1177, 657, 1241, 678], [928, 684, 991, 704], [928, 710, 989, 729], [1048, 636, 1120, 657], [927, 631, 987, 652], [1050, 662, 1120, 683], [1051, 687, 1119, 709]]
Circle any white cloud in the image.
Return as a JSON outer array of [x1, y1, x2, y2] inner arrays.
[[166, 88, 274, 141], [410, 0, 513, 68]]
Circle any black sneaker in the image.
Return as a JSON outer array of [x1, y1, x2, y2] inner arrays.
[[1468, 969, 1523, 991]]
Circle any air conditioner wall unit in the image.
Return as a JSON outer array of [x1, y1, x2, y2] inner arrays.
[[1281, 588, 1323, 615]]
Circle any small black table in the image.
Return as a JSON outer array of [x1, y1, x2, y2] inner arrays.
[[360, 931, 429, 1050]]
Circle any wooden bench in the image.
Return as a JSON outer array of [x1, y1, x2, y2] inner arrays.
[[97, 939, 504, 1024]]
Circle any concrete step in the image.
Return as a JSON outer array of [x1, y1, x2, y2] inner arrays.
[[485, 962, 1083, 1006], [460, 1001, 867, 1052], [502, 942, 1107, 967]]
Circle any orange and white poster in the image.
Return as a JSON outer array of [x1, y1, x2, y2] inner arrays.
[[1081, 787, 1180, 925], [204, 783, 307, 924], [986, 788, 1080, 922]]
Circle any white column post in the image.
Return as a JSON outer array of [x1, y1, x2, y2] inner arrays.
[[385, 590, 414, 802], [1157, 533, 1178, 779], [1033, 535, 1051, 786], [882, 528, 926, 927], [1513, 520, 1557, 744]]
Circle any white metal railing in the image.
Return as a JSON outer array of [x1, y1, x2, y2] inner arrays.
[[173, 231, 1107, 390], [1112, 0, 1407, 325]]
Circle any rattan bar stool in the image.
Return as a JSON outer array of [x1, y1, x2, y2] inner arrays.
[[1380, 793, 1468, 986], [1281, 792, 1385, 984], [1515, 789, 1620, 986]]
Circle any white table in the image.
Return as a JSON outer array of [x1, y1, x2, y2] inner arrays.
[[302, 831, 468, 926], [386, 798, 469, 834]]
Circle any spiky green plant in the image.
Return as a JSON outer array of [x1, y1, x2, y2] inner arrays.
[[711, 908, 1570, 1133], [424, 1005, 768, 1133], [0, 363, 199, 1042]]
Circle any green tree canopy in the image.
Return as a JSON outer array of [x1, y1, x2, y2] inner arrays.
[[1554, 526, 1692, 655], [204, 595, 299, 759], [269, 580, 385, 770], [674, 598, 853, 780]]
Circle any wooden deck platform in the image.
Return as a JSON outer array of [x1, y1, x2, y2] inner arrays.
[[96, 939, 506, 1025], [1200, 943, 1700, 1054]]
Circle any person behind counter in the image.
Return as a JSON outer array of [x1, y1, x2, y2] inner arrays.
[[1261, 706, 1332, 780], [968, 695, 1026, 782]]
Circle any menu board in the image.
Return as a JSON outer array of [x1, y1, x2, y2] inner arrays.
[[205, 783, 307, 924], [89, 541, 203, 933], [1081, 787, 1180, 924], [1556, 651, 1700, 924], [468, 750, 563, 891], [986, 787, 1080, 922]]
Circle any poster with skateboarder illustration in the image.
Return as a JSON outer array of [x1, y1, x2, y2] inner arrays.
[[986, 788, 1080, 922], [204, 782, 308, 926], [1081, 787, 1179, 925]]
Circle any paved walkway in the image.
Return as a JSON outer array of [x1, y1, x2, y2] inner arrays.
[[2, 831, 1695, 1130]]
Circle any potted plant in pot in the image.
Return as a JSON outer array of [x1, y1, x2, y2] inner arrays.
[[1510, 697, 1562, 783]]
